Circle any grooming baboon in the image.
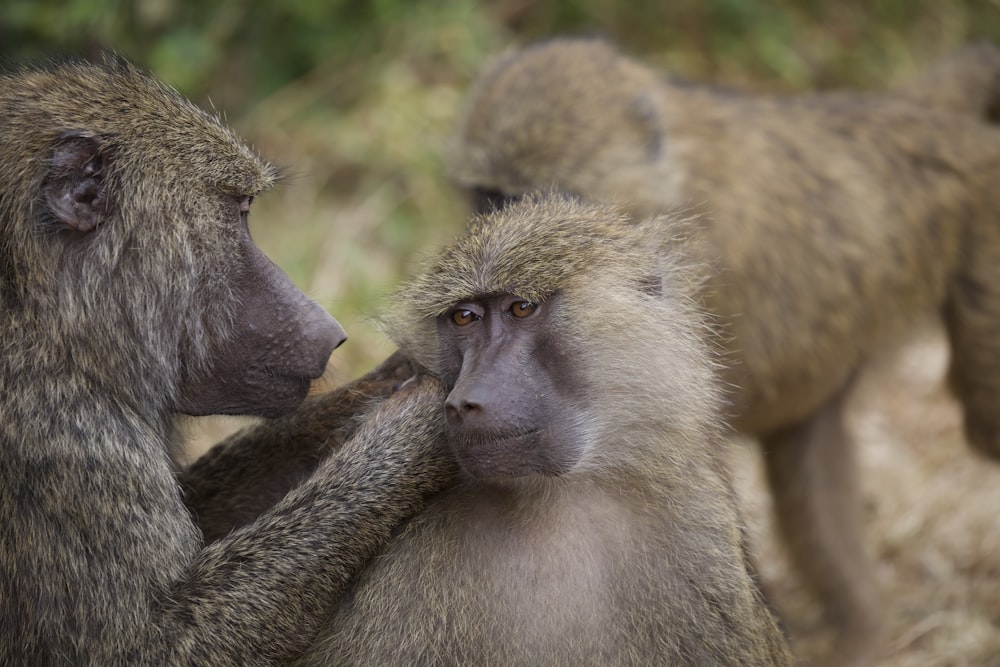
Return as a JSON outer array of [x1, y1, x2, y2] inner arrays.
[[295, 193, 793, 667], [446, 38, 1000, 665], [0, 56, 456, 664]]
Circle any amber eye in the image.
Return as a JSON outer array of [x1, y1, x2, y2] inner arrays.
[[451, 309, 477, 326], [510, 301, 536, 318]]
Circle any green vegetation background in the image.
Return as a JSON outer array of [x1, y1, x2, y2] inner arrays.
[[4, 0, 1000, 378]]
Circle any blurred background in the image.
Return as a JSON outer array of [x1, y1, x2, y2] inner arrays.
[[5, 2, 1000, 665]]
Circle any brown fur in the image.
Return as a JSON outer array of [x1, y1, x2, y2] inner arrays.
[[296, 194, 793, 666], [446, 38, 1000, 665], [896, 41, 1000, 121], [0, 56, 455, 664]]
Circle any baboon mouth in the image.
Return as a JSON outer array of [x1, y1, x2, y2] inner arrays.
[[457, 428, 539, 445], [494, 428, 540, 444], [259, 365, 324, 383], [450, 428, 569, 481]]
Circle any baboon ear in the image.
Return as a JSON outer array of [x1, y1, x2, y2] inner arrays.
[[44, 132, 114, 233]]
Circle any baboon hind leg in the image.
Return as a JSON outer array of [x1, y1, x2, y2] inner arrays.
[[762, 375, 881, 667]]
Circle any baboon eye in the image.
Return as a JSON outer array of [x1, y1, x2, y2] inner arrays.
[[510, 301, 536, 318], [451, 309, 478, 326]]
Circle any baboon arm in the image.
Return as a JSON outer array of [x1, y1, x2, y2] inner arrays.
[[161, 374, 455, 664], [181, 350, 416, 542]]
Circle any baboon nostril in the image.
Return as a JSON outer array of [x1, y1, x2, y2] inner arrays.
[[445, 397, 481, 418]]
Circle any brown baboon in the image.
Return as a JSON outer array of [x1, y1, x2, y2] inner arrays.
[[0, 56, 456, 664], [446, 38, 1000, 665], [295, 193, 793, 667]]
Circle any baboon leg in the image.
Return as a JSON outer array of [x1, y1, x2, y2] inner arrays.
[[945, 224, 1000, 459], [762, 375, 880, 667]]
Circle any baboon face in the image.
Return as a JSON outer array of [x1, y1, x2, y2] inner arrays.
[[437, 291, 585, 480], [38, 128, 345, 419], [174, 194, 347, 418]]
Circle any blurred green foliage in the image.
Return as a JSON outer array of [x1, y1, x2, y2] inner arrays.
[[3, 0, 501, 108], [6, 1, 1000, 105], [3, 0, 1000, 379]]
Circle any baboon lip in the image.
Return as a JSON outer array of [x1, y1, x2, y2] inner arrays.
[[247, 382, 312, 418], [451, 427, 540, 449], [494, 427, 540, 443], [255, 364, 326, 384]]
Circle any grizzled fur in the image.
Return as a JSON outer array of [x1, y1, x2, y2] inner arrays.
[[896, 41, 1000, 121]]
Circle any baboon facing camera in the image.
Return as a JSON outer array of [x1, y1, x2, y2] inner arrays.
[[447, 37, 1000, 665], [295, 194, 793, 667], [0, 56, 455, 664]]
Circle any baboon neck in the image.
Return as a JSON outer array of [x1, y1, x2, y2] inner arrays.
[[1, 338, 174, 441], [2, 375, 173, 456]]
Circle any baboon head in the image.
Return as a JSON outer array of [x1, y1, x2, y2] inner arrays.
[[0, 56, 345, 418], [448, 38, 669, 214], [381, 193, 716, 483]]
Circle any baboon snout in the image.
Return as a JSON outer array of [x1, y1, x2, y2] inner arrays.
[[445, 394, 482, 420], [445, 383, 493, 429], [444, 380, 525, 438], [303, 304, 347, 373]]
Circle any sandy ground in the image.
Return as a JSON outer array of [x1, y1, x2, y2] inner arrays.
[[733, 323, 1000, 666]]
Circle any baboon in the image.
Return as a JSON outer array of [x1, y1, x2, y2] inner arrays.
[[0, 56, 456, 664], [295, 193, 794, 667], [446, 38, 1000, 665]]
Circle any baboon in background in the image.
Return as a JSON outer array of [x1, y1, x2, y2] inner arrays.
[[296, 193, 793, 667], [0, 56, 456, 664], [446, 38, 1000, 665]]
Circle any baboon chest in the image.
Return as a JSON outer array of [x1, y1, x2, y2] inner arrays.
[[316, 487, 648, 664]]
